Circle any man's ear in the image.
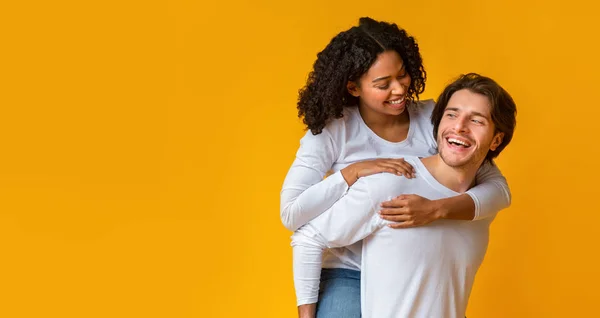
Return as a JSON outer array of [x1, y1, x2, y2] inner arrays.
[[489, 132, 504, 151], [347, 81, 360, 97]]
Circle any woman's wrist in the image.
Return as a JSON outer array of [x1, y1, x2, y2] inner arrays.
[[434, 195, 475, 220], [341, 166, 358, 187]]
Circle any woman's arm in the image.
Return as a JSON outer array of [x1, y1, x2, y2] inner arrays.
[[281, 130, 414, 231], [280, 129, 348, 231], [466, 161, 511, 220], [436, 162, 511, 221], [379, 162, 511, 226]]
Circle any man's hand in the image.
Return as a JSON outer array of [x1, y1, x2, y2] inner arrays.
[[379, 194, 442, 228], [298, 303, 316, 318]]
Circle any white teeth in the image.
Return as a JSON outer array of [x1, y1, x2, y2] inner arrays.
[[388, 97, 405, 104], [448, 138, 470, 147]]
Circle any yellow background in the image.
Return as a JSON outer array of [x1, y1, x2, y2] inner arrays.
[[2, 0, 600, 317]]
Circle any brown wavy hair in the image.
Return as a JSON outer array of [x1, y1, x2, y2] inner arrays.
[[431, 73, 517, 164]]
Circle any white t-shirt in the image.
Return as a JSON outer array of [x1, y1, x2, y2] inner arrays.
[[292, 157, 493, 318], [280, 100, 510, 305]]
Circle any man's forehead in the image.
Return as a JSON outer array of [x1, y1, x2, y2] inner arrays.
[[445, 90, 492, 117]]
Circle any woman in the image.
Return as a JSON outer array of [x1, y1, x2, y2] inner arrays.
[[281, 17, 510, 317]]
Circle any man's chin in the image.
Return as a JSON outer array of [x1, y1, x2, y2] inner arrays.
[[439, 152, 472, 168]]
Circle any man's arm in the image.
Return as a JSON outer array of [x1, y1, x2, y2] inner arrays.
[[291, 176, 388, 312], [301, 177, 385, 248], [298, 303, 316, 318]]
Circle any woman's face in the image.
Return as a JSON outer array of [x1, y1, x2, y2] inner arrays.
[[348, 50, 412, 117]]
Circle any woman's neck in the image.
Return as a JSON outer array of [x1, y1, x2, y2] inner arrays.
[[358, 105, 410, 142]]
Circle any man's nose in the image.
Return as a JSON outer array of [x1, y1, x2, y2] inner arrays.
[[454, 116, 469, 133]]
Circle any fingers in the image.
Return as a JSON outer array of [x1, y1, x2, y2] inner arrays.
[[356, 158, 415, 178], [377, 163, 414, 178], [358, 163, 401, 178], [379, 214, 411, 222], [378, 163, 404, 175], [395, 194, 410, 200], [365, 163, 404, 178], [388, 221, 416, 229], [392, 159, 416, 178], [379, 208, 405, 215], [382, 158, 415, 178], [380, 198, 408, 208]]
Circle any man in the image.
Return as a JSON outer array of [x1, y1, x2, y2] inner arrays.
[[292, 73, 517, 318]]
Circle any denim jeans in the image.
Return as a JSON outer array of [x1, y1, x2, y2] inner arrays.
[[314, 268, 468, 318], [315, 268, 361, 318]]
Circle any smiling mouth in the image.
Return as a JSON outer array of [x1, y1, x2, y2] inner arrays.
[[447, 137, 472, 148], [386, 96, 405, 105]]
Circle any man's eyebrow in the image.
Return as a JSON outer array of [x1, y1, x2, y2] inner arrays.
[[445, 108, 490, 119], [470, 111, 489, 118]]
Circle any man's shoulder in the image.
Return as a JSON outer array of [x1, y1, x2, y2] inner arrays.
[[356, 157, 426, 198], [410, 99, 436, 118], [402, 156, 422, 167], [357, 172, 415, 203], [408, 100, 436, 140]]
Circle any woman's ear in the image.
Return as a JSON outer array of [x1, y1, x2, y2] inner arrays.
[[347, 81, 360, 97]]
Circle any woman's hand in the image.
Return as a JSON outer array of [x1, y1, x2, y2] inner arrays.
[[341, 158, 415, 187], [378, 194, 442, 229]]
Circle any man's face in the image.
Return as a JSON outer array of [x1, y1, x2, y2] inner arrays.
[[437, 89, 504, 168]]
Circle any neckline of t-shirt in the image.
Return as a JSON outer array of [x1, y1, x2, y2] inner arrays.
[[352, 104, 416, 147], [410, 157, 460, 197]]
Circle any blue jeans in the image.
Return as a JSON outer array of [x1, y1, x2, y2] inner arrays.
[[315, 268, 361, 318], [314, 268, 467, 318]]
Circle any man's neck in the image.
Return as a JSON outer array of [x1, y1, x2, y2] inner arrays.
[[420, 155, 480, 193]]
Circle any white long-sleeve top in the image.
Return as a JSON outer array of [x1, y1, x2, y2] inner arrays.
[[280, 100, 511, 305], [292, 157, 494, 318]]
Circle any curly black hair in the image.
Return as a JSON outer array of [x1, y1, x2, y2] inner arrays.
[[297, 17, 427, 135]]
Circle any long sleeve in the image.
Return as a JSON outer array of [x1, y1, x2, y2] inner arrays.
[[280, 129, 350, 231], [291, 177, 386, 305], [466, 161, 512, 220], [291, 227, 327, 305]]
